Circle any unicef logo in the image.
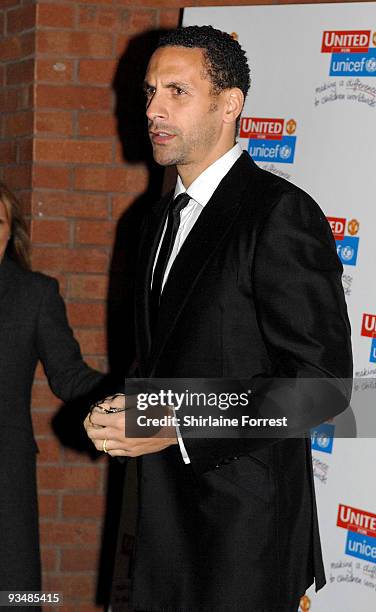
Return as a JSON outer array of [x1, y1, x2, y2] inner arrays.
[[279, 145, 291, 160], [317, 434, 330, 449], [365, 58, 376, 73], [341, 245, 354, 261]]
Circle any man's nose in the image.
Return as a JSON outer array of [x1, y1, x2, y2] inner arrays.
[[146, 92, 168, 121]]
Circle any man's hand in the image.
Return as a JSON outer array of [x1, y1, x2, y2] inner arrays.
[[83, 394, 178, 457]]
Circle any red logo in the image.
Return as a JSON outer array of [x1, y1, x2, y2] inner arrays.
[[321, 30, 370, 53], [327, 217, 346, 240], [337, 504, 376, 537], [240, 117, 284, 140], [361, 313, 376, 338]]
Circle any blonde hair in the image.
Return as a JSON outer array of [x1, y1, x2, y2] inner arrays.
[[0, 182, 31, 270]]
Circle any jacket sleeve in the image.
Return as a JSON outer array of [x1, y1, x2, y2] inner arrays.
[[181, 189, 353, 475], [35, 276, 108, 402]]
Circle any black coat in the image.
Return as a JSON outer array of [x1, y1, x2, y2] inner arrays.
[[130, 152, 353, 611], [0, 257, 104, 592]]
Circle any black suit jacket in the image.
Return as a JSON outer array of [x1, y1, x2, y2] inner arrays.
[[130, 152, 352, 611], [0, 257, 104, 592]]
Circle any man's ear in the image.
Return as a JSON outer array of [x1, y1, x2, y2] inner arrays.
[[223, 88, 244, 125]]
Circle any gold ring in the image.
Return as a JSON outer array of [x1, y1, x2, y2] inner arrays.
[[102, 439, 108, 453]]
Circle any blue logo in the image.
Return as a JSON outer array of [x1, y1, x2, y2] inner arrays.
[[330, 48, 376, 77], [248, 135, 296, 164], [311, 423, 335, 454], [370, 338, 376, 364], [345, 531, 376, 563], [336, 236, 359, 266]]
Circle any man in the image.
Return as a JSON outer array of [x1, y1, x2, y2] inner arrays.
[[85, 26, 352, 611]]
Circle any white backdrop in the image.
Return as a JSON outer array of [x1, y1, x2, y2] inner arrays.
[[183, 4, 376, 610]]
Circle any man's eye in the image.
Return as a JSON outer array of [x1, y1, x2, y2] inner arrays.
[[144, 88, 155, 98], [173, 87, 185, 96]]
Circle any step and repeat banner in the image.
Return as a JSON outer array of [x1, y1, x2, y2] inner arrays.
[[184, 3, 376, 611]]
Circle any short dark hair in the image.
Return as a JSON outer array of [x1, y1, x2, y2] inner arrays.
[[158, 25, 251, 100]]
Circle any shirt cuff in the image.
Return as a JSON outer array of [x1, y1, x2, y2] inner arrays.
[[173, 407, 190, 464]]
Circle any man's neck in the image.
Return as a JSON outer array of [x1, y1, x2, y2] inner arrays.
[[177, 141, 236, 189]]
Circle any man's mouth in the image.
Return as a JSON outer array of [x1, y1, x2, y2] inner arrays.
[[149, 131, 176, 145]]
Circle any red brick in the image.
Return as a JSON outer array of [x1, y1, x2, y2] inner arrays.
[[117, 0, 192, 5], [74, 165, 148, 193], [128, 8, 157, 34], [42, 572, 98, 599], [36, 58, 74, 83], [17, 138, 33, 162], [85, 356, 107, 372], [75, 220, 115, 246], [36, 84, 110, 111], [0, 31, 34, 61], [3, 165, 32, 190], [38, 493, 60, 518], [3, 110, 33, 137], [39, 520, 101, 546], [36, 437, 62, 464], [18, 83, 34, 110], [32, 218, 70, 245], [38, 465, 103, 492], [158, 8, 180, 29], [6, 4, 36, 34], [6, 58, 34, 85], [32, 247, 108, 274], [35, 139, 112, 164], [40, 546, 58, 572], [115, 34, 131, 57], [61, 547, 98, 572], [37, 3, 75, 29], [32, 191, 109, 219], [78, 59, 116, 85], [78, 112, 115, 137], [31, 408, 55, 436], [111, 194, 135, 220], [78, 6, 129, 31], [31, 382, 62, 409], [62, 495, 104, 519], [0, 13, 4, 38], [67, 302, 106, 327], [33, 165, 71, 189], [0, 89, 18, 112], [75, 329, 106, 355], [37, 30, 112, 58], [0, 141, 17, 164], [0, 0, 19, 8], [68, 275, 108, 300]]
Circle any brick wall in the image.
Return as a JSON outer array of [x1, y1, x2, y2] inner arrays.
[[0, 0, 359, 609]]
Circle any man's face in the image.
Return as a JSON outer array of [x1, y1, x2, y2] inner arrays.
[[144, 46, 224, 171]]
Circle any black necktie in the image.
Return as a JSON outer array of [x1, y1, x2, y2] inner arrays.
[[150, 192, 191, 325]]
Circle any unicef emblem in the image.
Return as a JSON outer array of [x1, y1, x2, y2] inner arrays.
[[279, 145, 291, 160], [317, 434, 330, 449], [365, 57, 376, 73], [341, 245, 354, 261]]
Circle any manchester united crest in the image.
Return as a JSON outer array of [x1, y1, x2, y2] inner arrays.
[[286, 119, 297, 135], [347, 219, 359, 236], [299, 594, 311, 611]]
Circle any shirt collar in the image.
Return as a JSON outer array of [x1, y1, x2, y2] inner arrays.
[[173, 143, 243, 207]]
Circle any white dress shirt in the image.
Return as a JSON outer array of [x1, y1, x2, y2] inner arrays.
[[152, 142, 243, 463]]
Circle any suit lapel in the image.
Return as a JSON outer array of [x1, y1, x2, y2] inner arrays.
[[134, 191, 172, 374], [147, 152, 257, 374]]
